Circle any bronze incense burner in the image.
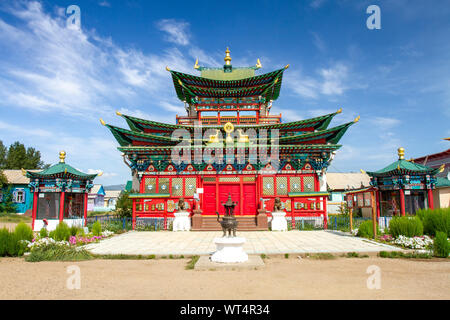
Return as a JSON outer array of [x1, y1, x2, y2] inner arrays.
[[216, 194, 238, 237]]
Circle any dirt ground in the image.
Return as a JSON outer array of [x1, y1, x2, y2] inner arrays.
[[0, 256, 448, 300]]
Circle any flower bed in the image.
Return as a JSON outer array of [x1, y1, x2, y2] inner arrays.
[[392, 235, 433, 250]]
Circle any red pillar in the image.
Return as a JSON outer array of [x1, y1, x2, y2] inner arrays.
[[427, 188, 434, 210], [399, 189, 406, 216], [83, 192, 88, 226], [59, 192, 65, 222], [32, 191, 38, 231], [376, 190, 381, 220], [132, 199, 136, 230]]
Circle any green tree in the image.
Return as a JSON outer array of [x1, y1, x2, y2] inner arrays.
[[0, 186, 17, 214], [0, 171, 7, 189], [3, 141, 47, 169], [0, 141, 6, 169], [115, 190, 134, 218]]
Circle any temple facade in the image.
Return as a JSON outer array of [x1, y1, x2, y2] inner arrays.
[[102, 48, 358, 230]]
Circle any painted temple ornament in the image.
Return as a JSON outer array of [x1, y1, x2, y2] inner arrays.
[[24, 151, 100, 231]]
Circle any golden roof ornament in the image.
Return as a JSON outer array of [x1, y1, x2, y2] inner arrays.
[[224, 47, 232, 65], [116, 111, 122, 116], [59, 151, 66, 163], [336, 108, 342, 114], [99, 118, 106, 126], [354, 116, 360, 123], [194, 58, 200, 70], [255, 58, 262, 69], [398, 147, 405, 160]]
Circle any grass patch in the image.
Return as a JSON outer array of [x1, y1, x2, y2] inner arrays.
[[378, 251, 432, 259], [309, 253, 336, 260], [284, 253, 289, 259], [260, 254, 267, 259], [0, 213, 32, 224], [185, 255, 200, 270], [344, 252, 369, 258], [26, 244, 93, 262]]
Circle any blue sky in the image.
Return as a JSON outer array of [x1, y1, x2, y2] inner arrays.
[[0, 0, 449, 185]]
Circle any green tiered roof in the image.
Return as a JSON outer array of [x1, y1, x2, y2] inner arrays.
[[168, 67, 287, 103], [117, 109, 341, 133], [25, 151, 98, 180]]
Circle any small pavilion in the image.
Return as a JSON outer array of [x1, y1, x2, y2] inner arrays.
[[24, 151, 100, 231], [367, 147, 443, 217]]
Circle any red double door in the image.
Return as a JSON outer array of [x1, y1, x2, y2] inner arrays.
[[203, 182, 256, 215]]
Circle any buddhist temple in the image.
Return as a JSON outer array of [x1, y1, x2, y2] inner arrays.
[[102, 48, 358, 230], [24, 151, 100, 231]]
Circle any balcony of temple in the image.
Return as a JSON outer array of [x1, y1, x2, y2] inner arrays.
[[176, 114, 281, 125]]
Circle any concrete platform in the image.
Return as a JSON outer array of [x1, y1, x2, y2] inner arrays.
[[194, 255, 265, 271], [85, 230, 403, 256]]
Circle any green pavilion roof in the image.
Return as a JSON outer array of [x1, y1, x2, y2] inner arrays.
[[367, 148, 442, 177], [25, 152, 98, 180], [435, 177, 450, 188]]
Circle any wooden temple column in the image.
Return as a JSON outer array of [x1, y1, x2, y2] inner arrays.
[[399, 188, 406, 216], [31, 191, 38, 230], [427, 188, 434, 210], [83, 192, 88, 226], [375, 190, 381, 220], [59, 191, 65, 222], [132, 200, 136, 230]]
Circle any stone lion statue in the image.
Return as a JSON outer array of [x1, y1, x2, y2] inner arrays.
[[177, 198, 186, 211], [273, 197, 283, 211]]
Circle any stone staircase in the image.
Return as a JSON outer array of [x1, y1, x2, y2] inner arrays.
[[192, 215, 268, 231]]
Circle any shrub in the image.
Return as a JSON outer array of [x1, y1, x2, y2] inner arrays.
[[14, 222, 33, 242], [69, 225, 80, 237], [54, 222, 71, 241], [0, 228, 9, 256], [417, 208, 450, 237], [357, 220, 380, 238], [39, 228, 49, 238], [389, 216, 423, 238], [6, 232, 27, 256], [91, 221, 102, 236], [433, 231, 449, 258], [26, 243, 92, 262]]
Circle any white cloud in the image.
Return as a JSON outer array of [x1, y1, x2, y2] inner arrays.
[[98, 1, 111, 7], [285, 63, 349, 99], [370, 117, 401, 129], [156, 19, 190, 46]]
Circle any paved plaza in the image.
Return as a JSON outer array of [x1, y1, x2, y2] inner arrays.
[[85, 230, 402, 255]]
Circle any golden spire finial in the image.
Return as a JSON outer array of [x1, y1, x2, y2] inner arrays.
[[224, 47, 232, 65], [284, 64, 290, 69], [165, 66, 171, 71], [354, 116, 360, 123], [194, 58, 199, 70], [336, 108, 342, 114], [116, 111, 122, 116], [255, 58, 262, 69], [59, 151, 66, 163], [100, 118, 106, 126], [398, 147, 405, 160]]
